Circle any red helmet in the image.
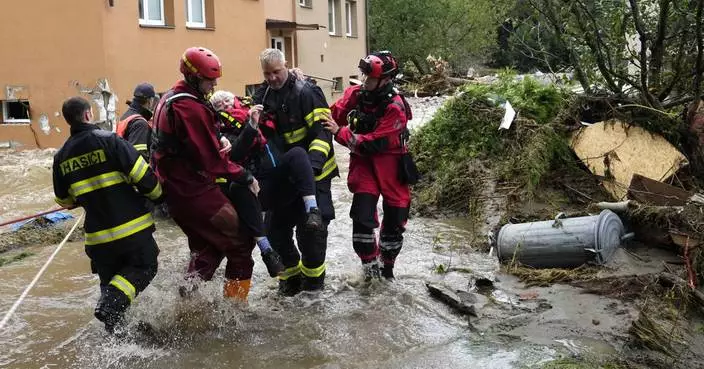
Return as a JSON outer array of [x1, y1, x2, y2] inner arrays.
[[358, 51, 398, 79], [180, 47, 222, 80]]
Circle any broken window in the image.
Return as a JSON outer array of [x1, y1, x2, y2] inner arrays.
[[345, 1, 357, 37], [1, 100, 31, 124], [298, 0, 312, 8], [139, 0, 165, 26], [185, 0, 205, 28]]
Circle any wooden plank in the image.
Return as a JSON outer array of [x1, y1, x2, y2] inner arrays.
[[628, 173, 691, 206]]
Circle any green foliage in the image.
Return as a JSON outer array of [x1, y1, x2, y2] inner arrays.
[[368, 0, 512, 73], [498, 0, 704, 107], [410, 76, 573, 215]]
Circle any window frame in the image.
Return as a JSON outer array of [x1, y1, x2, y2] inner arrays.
[[345, 1, 353, 36], [2, 100, 31, 124], [298, 0, 312, 8], [271, 37, 285, 54], [185, 0, 206, 28], [328, 0, 337, 35], [139, 0, 166, 26]]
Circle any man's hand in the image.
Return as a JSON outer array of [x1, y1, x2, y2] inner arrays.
[[248, 177, 260, 196], [249, 104, 264, 127], [219, 136, 232, 155], [323, 119, 340, 135]]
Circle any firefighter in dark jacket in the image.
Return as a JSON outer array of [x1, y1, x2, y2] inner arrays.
[[151, 46, 257, 302], [253, 48, 337, 295], [52, 96, 164, 335], [324, 51, 412, 281], [117, 83, 158, 161]]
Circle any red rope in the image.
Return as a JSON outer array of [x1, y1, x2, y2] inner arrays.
[[0, 207, 67, 228]]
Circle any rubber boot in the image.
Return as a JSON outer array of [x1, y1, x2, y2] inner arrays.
[[382, 263, 395, 280], [301, 271, 325, 292], [362, 260, 381, 282], [94, 285, 130, 336], [261, 249, 285, 277], [223, 279, 251, 302], [278, 274, 302, 297], [304, 207, 324, 232]]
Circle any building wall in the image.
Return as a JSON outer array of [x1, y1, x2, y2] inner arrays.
[[295, 0, 366, 103], [104, 0, 266, 117], [0, 0, 108, 149], [0, 0, 267, 150]]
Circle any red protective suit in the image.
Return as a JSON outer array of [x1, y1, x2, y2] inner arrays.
[[152, 80, 255, 283], [330, 84, 412, 278]]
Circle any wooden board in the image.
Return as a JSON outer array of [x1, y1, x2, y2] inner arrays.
[[570, 120, 688, 200], [628, 174, 691, 206]]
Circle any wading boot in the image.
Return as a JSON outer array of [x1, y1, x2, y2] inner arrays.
[[261, 249, 285, 277], [362, 260, 381, 282], [278, 274, 302, 297], [223, 279, 251, 302], [304, 207, 323, 232]]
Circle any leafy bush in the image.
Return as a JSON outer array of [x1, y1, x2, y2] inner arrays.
[[410, 74, 574, 215]]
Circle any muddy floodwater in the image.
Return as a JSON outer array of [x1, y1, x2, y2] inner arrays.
[[0, 100, 657, 368]]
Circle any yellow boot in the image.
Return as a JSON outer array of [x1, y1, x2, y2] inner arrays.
[[223, 279, 251, 302]]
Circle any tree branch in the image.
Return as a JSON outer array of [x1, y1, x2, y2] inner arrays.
[[694, 0, 704, 100], [628, 0, 661, 107], [649, 0, 672, 89]]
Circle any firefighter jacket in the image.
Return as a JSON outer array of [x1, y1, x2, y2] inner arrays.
[[330, 85, 412, 156], [52, 123, 164, 246], [151, 80, 251, 199], [254, 74, 338, 181], [117, 104, 152, 161]]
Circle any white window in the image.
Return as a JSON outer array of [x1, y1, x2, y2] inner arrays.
[[139, 0, 165, 26], [271, 37, 285, 54], [328, 0, 336, 35], [185, 0, 206, 28], [299, 0, 312, 7], [2, 100, 31, 124], [345, 1, 352, 36]]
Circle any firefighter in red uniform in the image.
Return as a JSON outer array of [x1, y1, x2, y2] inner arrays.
[[151, 46, 257, 301], [53, 96, 164, 335], [254, 48, 336, 296], [324, 51, 413, 280]]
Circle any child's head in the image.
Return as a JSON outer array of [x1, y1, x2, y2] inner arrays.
[[210, 90, 235, 111]]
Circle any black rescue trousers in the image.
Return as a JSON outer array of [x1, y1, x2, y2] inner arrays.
[[264, 178, 333, 295], [87, 232, 159, 334]]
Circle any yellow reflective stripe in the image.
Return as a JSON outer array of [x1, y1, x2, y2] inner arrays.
[[284, 126, 308, 144], [85, 213, 154, 246], [128, 156, 149, 183], [219, 111, 242, 129], [146, 182, 163, 200], [69, 171, 126, 197], [215, 177, 227, 183], [55, 196, 75, 207], [304, 108, 331, 127], [278, 261, 302, 280], [314, 155, 338, 181], [110, 274, 136, 302], [133, 144, 148, 152], [308, 139, 331, 156], [301, 262, 326, 278]]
